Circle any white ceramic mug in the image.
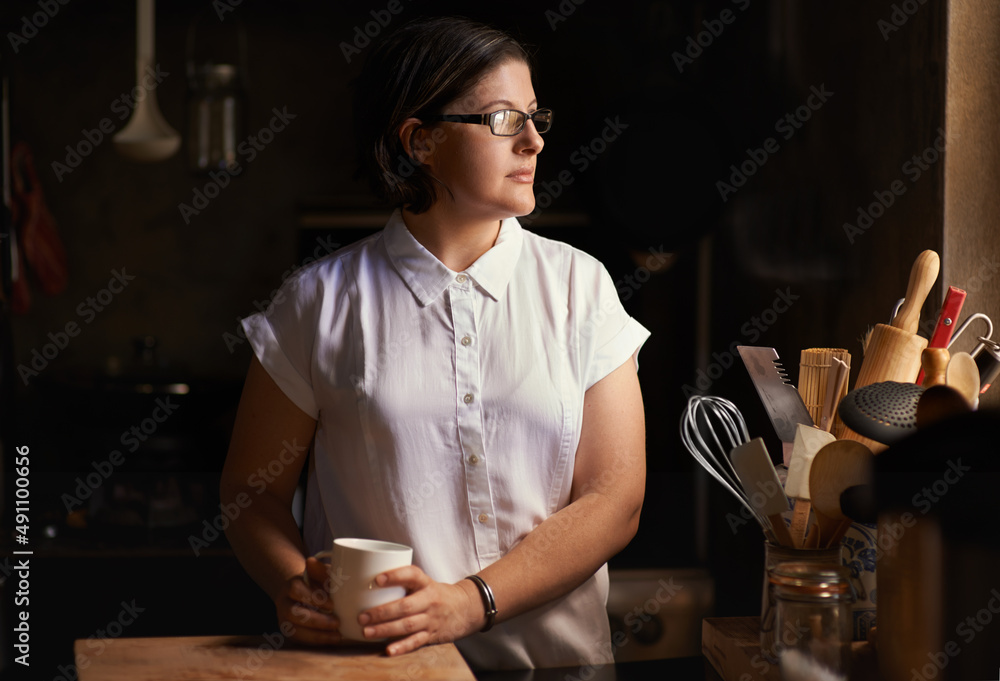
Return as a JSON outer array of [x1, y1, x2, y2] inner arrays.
[[308, 538, 413, 642]]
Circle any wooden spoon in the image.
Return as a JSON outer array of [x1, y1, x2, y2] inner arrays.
[[808, 440, 875, 548], [946, 351, 980, 409]]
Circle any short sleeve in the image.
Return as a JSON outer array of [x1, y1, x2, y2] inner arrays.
[[583, 266, 651, 390], [241, 275, 321, 419]]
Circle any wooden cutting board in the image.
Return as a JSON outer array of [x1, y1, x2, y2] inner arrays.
[[702, 617, 878, 681], [702, 617, 781, 681], [74, 635, 476, 681]]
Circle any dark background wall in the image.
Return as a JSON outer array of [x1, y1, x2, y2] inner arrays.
[[1, 0, 996, 676]]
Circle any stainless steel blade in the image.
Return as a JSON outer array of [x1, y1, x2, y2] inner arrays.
[[737, 346, 816, 443]]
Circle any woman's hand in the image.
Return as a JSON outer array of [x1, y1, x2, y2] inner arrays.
[[357, 565, 485, 656], [274, 556, 343, 645]]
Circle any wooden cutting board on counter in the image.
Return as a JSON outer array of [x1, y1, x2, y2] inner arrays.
[[702, 617, 781, 681], [74, 635, 476, 681], [702, 617, 878, 681]]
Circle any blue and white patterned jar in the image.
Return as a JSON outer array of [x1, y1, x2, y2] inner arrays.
[[841, 522, 878, 641]]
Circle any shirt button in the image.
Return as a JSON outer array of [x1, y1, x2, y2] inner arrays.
[[456, 274, 468, 284], [469, 454, 480, 465], [461, 335, 472, 346], [463, 393, 474, 404], [478, 513, 489, 523]]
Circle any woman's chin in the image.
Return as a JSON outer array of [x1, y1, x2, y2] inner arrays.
[[509, 195, 537, 218]]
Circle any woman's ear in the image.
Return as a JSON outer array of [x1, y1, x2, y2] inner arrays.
[[398, 118, 435, 166]]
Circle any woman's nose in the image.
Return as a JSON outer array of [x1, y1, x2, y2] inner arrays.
[[517, 122, 544, 154]]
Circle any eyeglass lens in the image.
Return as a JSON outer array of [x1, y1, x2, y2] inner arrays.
[[492, 110, 551, 135]]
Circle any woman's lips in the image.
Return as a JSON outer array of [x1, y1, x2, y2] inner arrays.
[[507, 168, 535, 183]]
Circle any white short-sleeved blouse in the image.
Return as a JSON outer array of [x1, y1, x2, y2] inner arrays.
[[242, 209, 650, 669]]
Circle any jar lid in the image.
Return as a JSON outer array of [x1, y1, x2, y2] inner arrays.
[[769, 561, 855, 600]]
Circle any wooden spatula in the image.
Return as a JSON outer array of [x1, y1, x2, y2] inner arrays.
[[785, 423, 836, 548], [731, 438, 794, 547], [809, 440, 874, 548]]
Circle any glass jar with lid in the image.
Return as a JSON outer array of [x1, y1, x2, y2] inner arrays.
[[770, 561, 856, 677], [185, 8, 248, 175], [187, 63, 244, 174], [760, 542, 841, 663]]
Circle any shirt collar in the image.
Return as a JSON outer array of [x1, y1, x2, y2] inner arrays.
[[383, 209, 524, 306]]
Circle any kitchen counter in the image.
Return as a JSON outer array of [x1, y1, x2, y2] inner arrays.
[[71, 634, 724, 681], [70, 617, 883, 681], [475, 656, 721, 680]]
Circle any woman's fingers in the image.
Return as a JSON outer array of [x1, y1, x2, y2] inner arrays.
[[362, 612, 429, 641], [359, 565, 430, 627], [289, 581, 335, 613], [374, 564, 431, 591], [385, 631, 432, 657], [294, 559, 335, 612], [355, 572, 478, 651], [277, 593, 342, 645], [286, 598, 340, 630], [359, 590, 426, 629], [273, 568, 342, 648], [305, 556, 330, 581]]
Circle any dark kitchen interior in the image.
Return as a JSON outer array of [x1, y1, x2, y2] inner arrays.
[[1, 1, 999, 679]]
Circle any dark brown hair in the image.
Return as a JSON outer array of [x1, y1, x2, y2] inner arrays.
[[353, 16, 531, 213]]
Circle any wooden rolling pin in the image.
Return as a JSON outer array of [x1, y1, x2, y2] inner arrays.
[[842, 250, 940, 453]]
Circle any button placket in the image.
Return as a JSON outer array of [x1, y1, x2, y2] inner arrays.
[[448, 283, 499, 561]]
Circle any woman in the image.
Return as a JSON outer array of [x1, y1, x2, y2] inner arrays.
[[221, 16, 649, 670]]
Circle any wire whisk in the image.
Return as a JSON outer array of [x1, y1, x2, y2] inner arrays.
[[680, 394, 776, 540]]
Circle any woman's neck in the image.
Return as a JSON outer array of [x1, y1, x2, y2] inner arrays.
[[401, 205, 503, 273]]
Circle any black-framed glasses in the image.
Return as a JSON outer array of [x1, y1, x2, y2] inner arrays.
[[423, 108, 553, 136]]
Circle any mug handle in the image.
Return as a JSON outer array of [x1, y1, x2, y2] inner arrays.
[[302, 549, 334, 587]]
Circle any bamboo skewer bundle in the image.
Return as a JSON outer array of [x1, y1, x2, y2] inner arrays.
[[798, 348, 852, 437]]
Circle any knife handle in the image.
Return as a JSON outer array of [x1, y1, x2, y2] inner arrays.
[[891, 250, 940, 334]]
